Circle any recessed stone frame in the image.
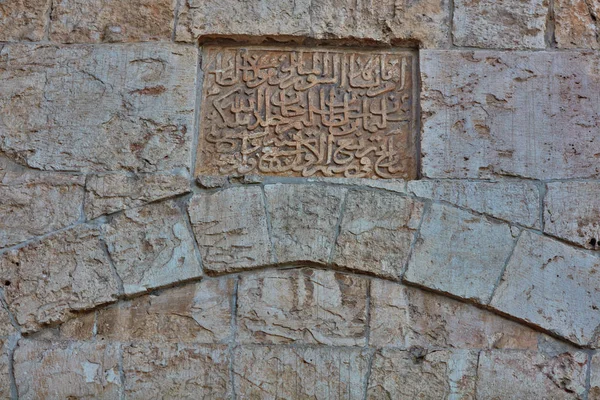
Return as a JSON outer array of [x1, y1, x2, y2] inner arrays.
[[195, 45, 419, 180]]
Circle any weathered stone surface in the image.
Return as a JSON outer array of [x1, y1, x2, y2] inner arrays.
[[237, 269, 368, 346], [0, 171, 84, 248], [188, 187, 273, 273], [476, 350, 588, 399], [408, 179, 540, 228], [453, 0, 547, 49], [234, 346, 370, 399], [97, 278, 234, 343], [370, 279, 540, 349], [85, 172, 190, 219], [0, 0, 51, 41], [123, 343, 231, 398], [0, 339, 9, 400], [14, 340, 121, 399], [367, 349, 478, 399], [57, 311, 95, 340], [555, 0, 600, 49], [590, 352, 600, 399], [421, 50, 600, 180], [0, 304, 15, 338], [490, 231, 600, 346], [0, 43, 196, 173], [405, 203, 515, 303], [0, 226, 119, 332], [102, 200, 202, 295], [332, 191, 423, 279], [50, 0, 175, 43], [264, 184, 346, 263], [306, 177, 408, 193], [544, 182, 600, 249]]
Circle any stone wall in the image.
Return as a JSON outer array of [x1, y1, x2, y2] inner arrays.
[[1, 0, 600, 398]]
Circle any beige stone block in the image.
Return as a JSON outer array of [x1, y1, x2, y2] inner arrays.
[[421, 50, 600, 180], [0, 171, 84, 248], [101, 200, 202, 295], [57, 311, 95, 340], [234, 346, 371, 400], [264, 184, 346, 264], [555, 0, 600, 49], [123, 343, 231, 398], [405, 203, 515, 303], [0, 0, 51, 41], [188, 187, 273, 273], [0, 305, 14, 338], [97, 278, 233, 343], [84, 172, 190, 219], [490, 230, 600, 346], [0, 226, 119, 332], [476, 350, 588, 399], [366, 349, 478, 399], [332, 190, 423, 279], [237, 269, 368, 346], [14, 340, 121, 399], [51, 0, 175, 43], [590, 352, 600, 400], [0, 43, 197, 173]]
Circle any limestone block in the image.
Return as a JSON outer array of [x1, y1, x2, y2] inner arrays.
[[408, 179, 540, 228], [50, 0, 175, 43], [544, 182, 600, 249], [85, 172, 190, 219], [332, 190, 423, 279], [233, 346, 371, 400], [0, 226, 119, 332], [0, 43, 197, 173], [404, 203, 515, 303], [366, 349, 478, 399], [237, 269, 368, 346], [14, 340, 121, 399], [188, 187, 273, 273], [421, 50, 600, 180], [590, 353, 600, 399], [57, 311, 95, 340], [453, 0, 547, 49], [97, 278, 234, 343], [555, 0, 600, 49], [0, 304, 14, 338], [123, 343, 231, 398], [0, 339, 9, 400], [306, 177, 408, 193], [0, 0, 51, 41], [0, 171, 84, 248], [476, 350, 588, 398], [264, 184, 346, 264], [490, 231, 600, 346], [101, 200, 202, 295], [369, 279, 540, 349]]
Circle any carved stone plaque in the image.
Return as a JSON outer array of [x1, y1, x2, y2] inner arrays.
[[196, 46, 418, 179]]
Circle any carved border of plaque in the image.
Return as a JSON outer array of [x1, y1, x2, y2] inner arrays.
[[195, 45, 418, 179]]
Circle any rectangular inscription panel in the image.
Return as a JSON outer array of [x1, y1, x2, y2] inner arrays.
[[196, 46, 418, 179]]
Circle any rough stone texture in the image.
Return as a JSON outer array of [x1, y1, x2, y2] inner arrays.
[[233, 346, 371, 399], [0, 305, 15, 338], [237, 269, 368, 346], [264, 184, 346, 264], [476, 350, 588, 399], [370, 279, 540, 349], [101, 200, 202, 295], [97, 278, 234, 343], [84, 172, 190, 219], [490, 231, 600, 347], [453, 0, 547, 49], [555, 0, 600, 49], [408, 179, 540, 228], [0, 0, 51, 42], [0, 226, 119, 332], [123, 343, 231, 398], [591, 353, 600, 399], [544, 181, 600, 249], [421, 50, 600, 180], [0, 43, 197, 173], [332, 191, 423, 279], [188, 187, 273, 273], [14, 340, 121, 399], [405, 203, 515, 303], [367, 349, 478, 399], [0, 171, 84, 248], [50, 0, 175, 43]]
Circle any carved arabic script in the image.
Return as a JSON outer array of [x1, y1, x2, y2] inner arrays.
[[196, 46, 417, 179]]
